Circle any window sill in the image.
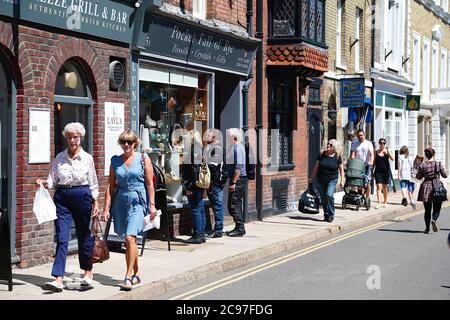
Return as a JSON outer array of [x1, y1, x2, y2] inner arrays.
[[336, 64, 347, 71], [355, 69, 364, 75], [267, 164, 296, 171]]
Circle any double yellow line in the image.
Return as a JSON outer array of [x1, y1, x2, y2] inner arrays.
[[171, 203, 450, 300]]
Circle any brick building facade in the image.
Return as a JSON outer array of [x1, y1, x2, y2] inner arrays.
[[323, 0, 374, 165]]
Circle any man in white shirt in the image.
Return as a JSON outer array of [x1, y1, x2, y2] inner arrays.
[[350, 129, 374, 198]]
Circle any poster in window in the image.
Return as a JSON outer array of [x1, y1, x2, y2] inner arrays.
[[29, 108, 50, 164], [104, 102, 125, 176]]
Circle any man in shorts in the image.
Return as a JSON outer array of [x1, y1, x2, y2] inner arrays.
[[350, 129, 374, 198]]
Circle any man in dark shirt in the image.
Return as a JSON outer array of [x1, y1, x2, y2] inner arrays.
[[225, 128, 247, 237]]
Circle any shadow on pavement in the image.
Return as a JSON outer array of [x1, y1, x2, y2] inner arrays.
[[12, 274, 53, 288], [287, 215, 324, 222]]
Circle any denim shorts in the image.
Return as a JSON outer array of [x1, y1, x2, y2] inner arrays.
[[400, 180, 415, 192]]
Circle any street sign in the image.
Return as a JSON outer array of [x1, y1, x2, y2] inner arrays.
[[340, 78, 365, 108], [406, 95, 420, 111]]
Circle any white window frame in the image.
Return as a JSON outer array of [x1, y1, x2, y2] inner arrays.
[[443, 0, 449, 13], [423, 38, 431, 101], [413, 32, 421, 93], [336, 0, 346, 70], [385, 0, 405, 72], [441, 48, 447, 88], [193, 0, 206, 20], [431, 41, 439, 89], [355, 8, 363, 73]]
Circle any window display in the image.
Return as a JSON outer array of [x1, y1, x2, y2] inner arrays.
[[139, 72, 209, 205]]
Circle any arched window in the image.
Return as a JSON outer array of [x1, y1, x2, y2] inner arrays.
[[54, 60, 93, 155]]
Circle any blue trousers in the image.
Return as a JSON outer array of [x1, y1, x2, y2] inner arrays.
[[187, 186, 206, 238], [52, 186, 94, 278], [317, 179, 338, 218], [207, 185, 224, 235]]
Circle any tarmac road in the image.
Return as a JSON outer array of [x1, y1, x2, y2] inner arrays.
[[164, 205, 450, 300]]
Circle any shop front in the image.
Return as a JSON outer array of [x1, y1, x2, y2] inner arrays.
[[131, 12, 258, 235], [1, 0, 137, 267], [373, 74, 414, 179]]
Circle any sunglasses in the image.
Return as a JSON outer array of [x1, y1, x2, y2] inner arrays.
[[120, 140, 134, 145], [327, 144, 333, 148], [379, 141, 386, 145]]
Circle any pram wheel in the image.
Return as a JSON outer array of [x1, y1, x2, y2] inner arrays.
[[365, 198, 371, 211], [342, 197, 347, 210]]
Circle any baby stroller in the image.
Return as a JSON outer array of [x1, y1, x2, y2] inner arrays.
[[342, 158, 371, 211]]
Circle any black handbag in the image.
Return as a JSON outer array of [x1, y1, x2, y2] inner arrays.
[[298, 184, 320, 214], [432, 162, 447, 202]]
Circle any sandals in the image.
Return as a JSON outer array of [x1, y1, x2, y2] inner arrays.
[[131, 274, 141, 285], [120, 275, 141, 291], [120, 277, 133, 291]]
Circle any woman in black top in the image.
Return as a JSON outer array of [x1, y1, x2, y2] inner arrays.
[[373, 138, 394, 209], [309, 139, 345, 222]]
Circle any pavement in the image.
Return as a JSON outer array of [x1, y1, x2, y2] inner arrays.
[[0, 187, 442, 300]]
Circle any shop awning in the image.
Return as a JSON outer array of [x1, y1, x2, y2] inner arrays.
[[348, 96, 374, 124]]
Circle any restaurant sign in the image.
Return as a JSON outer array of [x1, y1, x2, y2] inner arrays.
[[0, 0, 135, 43], [340, 78, 365, 108]]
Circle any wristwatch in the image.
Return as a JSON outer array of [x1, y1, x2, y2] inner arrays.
[[230, 181, 236, 186]]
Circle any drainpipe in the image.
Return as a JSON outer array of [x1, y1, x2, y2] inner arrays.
[[242, 0, 254, 222], [255, 0, 263, 220], [370, 0, 376, 194]]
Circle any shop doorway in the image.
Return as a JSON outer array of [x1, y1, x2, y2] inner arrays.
[[308, 108, 322, 176], [0, 54, 15, 258], [54, 60, 93, 249]]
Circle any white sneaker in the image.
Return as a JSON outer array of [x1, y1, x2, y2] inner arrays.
[[80, 275, 93, 286], [374, 204, 380, 209], [383, 203, 389, 208], [45, 280, 64, 292]]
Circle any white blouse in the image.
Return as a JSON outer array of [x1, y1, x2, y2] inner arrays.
[[47, 148, 99, 199]]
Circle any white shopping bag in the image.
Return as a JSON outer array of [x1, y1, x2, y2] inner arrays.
[[32, 183, 57, 224], [143, 209, 162, 232]]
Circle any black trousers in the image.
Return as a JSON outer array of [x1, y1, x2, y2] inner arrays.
[[228, 177, 247, 231], [423, 200, 442, 230]]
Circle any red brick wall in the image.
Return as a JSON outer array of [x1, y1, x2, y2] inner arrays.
[[164, 0, 247, 26], [0, 19, 131, 268], [253, 0, 310, 214]]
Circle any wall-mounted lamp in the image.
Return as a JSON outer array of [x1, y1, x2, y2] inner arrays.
[[135, 0, 143, 8]]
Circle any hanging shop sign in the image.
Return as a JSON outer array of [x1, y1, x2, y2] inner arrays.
[[136, 14, 258, 76], [1, 0, 136, 43], [340, 78, 365, 108], [406, 95, 420, 111]]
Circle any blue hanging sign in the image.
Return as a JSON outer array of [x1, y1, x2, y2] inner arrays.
[[340, 78, 365, 108]]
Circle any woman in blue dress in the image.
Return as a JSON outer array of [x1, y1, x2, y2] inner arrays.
[[102, 130, 157, 291]]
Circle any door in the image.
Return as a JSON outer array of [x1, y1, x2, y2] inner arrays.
[[308, 108, 322, 176]]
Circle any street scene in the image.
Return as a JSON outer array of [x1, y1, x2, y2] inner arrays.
[[0, 0, 450, 302]]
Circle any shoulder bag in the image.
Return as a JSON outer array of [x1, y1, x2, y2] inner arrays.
[[432, 162, 447, 202]]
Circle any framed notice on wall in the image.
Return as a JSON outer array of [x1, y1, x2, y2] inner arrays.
[[104, 102, 125, 176], [29, 108, 50, 164]]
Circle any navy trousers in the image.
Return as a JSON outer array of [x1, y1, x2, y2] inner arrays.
[[51, 186, 94, 278]]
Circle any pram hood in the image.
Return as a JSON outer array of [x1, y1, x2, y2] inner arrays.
[[346, 158, 366, 178]]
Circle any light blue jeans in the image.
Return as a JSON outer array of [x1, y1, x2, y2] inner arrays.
[[207, 185, 224, 235], [317, 179, 338, 218], [187, 186, 206, 238]]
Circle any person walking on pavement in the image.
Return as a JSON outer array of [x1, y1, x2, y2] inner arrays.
[[409, 155, 424, 210], [102, 130, 157, 291], [373, 138, 394, 209], [182, 130, 207, 244], [350, 129, 374, 199], [398, 145, 414, 207], [225, 128, 247, 237], [35, 122, 99, 292], [204, 130, 227, 238], [309, 139, 345, 222], [416, 147, 447, 234]]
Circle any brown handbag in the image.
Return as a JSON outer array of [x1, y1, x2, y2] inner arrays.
[[90, 216, 110, 264]]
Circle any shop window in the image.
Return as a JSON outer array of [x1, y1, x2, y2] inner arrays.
[[54, 60, 93, 249], [268, 78, 295, 168], [139, 67, 209, 204]]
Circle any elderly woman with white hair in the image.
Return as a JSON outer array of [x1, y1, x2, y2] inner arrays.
[[308, 139, 345, 222], [36, 122, 99, 292]]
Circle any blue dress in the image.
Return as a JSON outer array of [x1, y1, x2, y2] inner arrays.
[[111, 153, 148, 237]]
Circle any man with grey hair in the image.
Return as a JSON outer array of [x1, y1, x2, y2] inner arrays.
[[225, 128, 247, 237]]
